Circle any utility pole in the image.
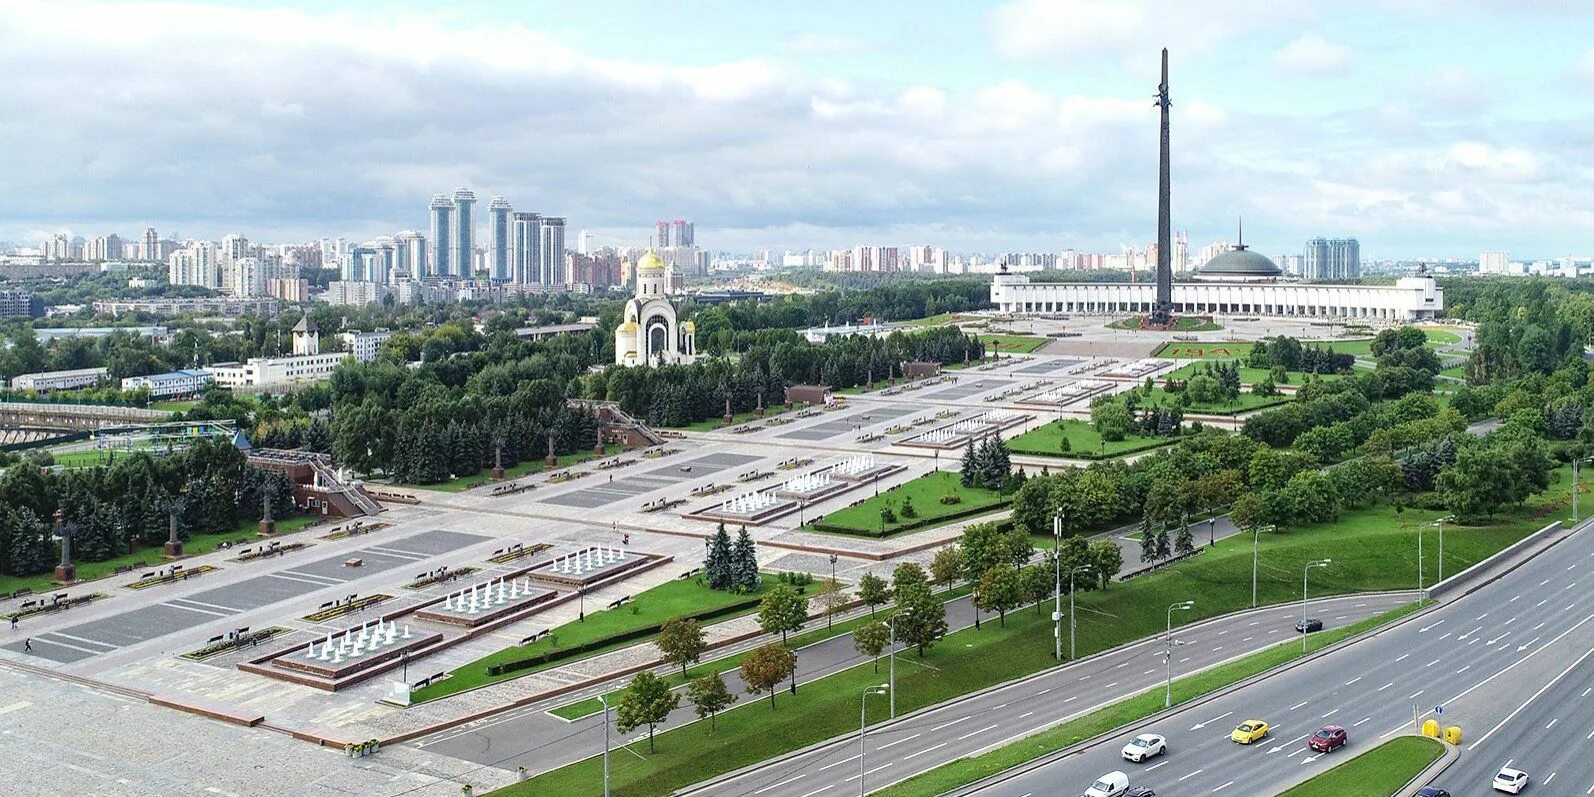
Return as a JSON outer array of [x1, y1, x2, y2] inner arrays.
[[1164, 600, 1194, 707], [1303, 559, 1331, 652], [1069, 564, 1092, 660], [1053, 513, 1063, 660], [599, 693, 611, 797]]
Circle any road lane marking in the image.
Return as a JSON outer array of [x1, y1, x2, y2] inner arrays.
[[957, 724, 998, 741], [797, 786, 833, 797], [752, 774, 806, 794], [901, 743, 947, 760], [1321, 709, 1339, 718], [1395, 654, 1411, 662], [876, 734, 919, 751], [1465, 618, 1594, 751], [1212, 781, 1234, 792], [1177, 769, 1204, 782], [1344, 677, 1361, 686], [929, 716, 969, 732], [1289, 701, 1309, 710], [1353, 717, 1371, 727], [844, 763, 890, 782], [817, 755, 859, 772], [1378, 682, 1393, 691]]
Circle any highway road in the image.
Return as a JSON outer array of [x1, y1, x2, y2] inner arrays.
[[683, 592, 1414, 797], [961, 522, 1592, 797]]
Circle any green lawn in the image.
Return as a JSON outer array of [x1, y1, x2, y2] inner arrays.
[[1107, 315, 1221, 332], [1304, 328, 1457, 357], [505, 492, 1550, 797], [1155, 342, 1256, 359], [876, 603, 1428, 797], [808, 471, 1008, 536], [151, 400, 199, 412], [1008, 419, 1179, 459], [902, 312, 973, 328], [0, 514, 315, 596], [1163, 361, 1360, 386], [1439, 365, 1466, 379], [401, 452, 593, 493], [1279, 736, 1444, 797], [1132, 386, 1293, 414], [977, 334, 1049, 354], [410, 578, 771, 702]]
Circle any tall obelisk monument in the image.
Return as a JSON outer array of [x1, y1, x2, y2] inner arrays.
[[1153, 47, 1174, 324]]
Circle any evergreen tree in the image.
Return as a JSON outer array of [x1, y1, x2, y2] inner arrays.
[[732, 526, 761, 592], [959, 438, 978, 488], [704, 523, 734, 590]]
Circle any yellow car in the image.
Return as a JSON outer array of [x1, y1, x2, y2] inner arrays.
[[1230, 720, 1270, 744]]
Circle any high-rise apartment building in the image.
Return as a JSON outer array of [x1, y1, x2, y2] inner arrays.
[[672, 219, 694, 247], [1302, 237, 1361, 281], [656, 221, 672, 248], [429, 193, 454, 277], [141, 228, 160, 261], [539, 217, 566, 287], [512, 212, 544, 285], [395, 231, 426, 280], [83, 234, 123, 262], [452, 187, 476, 278], [1480, 250, 1509, 274], [488, 195, 513, 281], [167, 241, 218, 288]]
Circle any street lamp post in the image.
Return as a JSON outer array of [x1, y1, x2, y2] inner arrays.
[[1251, 524, 1274, 608], [1433, 515, 1452, 587], [599, 693, 611, 797], [828, 553, 838, 630], [858, 685, 889, 796], [887, 615, 898, 718], [1302, 559, 1331, 652], [1164, 600, 1194, 707], [1069, 564, 1092, 660], [1052, 512, 1063, 660]]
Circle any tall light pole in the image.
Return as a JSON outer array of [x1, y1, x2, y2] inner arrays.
[[1251, 524, 1274, 608], [1302, 559, 1331, 652], [599, 693, 611, 797], [1164, 600, 1194, 707], [828, 553, 838, 630], [887, 614, 899, 719], [1417, 521, 1424, 599], [1069, 564, 1092, 660], [1052, 512, 1063, 660], [1432, 515, 1452, 588], [859, 685, 889, 796]]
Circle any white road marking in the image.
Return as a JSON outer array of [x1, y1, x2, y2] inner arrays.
[[1353, 717, 1371, 727], [797, 785, 833, 797], [1344, 677, 1361, 686], [901, 743, 947, 760], [876, 734, 920, 751], [752, 774, 806, 794], [1177, 769, 1204, 782], [1378, 682, 1393, 692], [1289, 701, 1309, 710], [817, 755, 859, 772], [957, 724, 998, 741], [1212, 781, 1234, 792]]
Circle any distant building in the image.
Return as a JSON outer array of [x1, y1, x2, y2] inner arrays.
[[120, 369, 213, 398], [93, 296, 279, 317], [1303, 237, 1360, 280], [614, 251, 696, 366], [209, 353, 349, 389], [429, 193, 455, 277], [321, 280, 389, 307], [452, 186, 477, 279], [539, 217, 567, 286], [488, 195, 513, 281], [11, 367, 109, 392], [339, 329, 394, 364], [1480, 250, 1509, 274], [0, 289, 42, 319]]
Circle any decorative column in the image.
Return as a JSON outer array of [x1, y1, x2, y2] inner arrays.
[[258, 485, 276, 536], [545, 430, 557, 468], [887, 362, 895, 387], [53, 509, 77, 584], [163, 500, 183, 558], [866, 366, 874, 392], [491, 436, 505, 480], [722, 397, 733, 425], [594, 425, 605, 456], [755, 389, 765, 418]]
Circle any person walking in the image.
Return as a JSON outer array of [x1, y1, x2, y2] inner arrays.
[[9, 616, 17, 630], [23, 638, 32, 653]]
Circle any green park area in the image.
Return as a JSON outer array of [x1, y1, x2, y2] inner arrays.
[[903, 312, 976, 328], [1163, 361, 1363, 386], [1107, 315, 1222, 332], [977, 333, 1049, 354], [1278, 736, 1444, 797], [508, 492, 1556, 797], [150, 399, 200, 413], [401, 451, 593, 493], [1135, 385, 1292, 414], [1008, 418, 1177, 459], [410, 577, 772, 702], [1156, 342, 1255, 359], [807, 471, 1008, 537], [0, 513, 315, 596]]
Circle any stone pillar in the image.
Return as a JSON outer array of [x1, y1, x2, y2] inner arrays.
[[544, 430, 557, 468], [163, 504, 183, 558], [52, 510, 76, 584], [755, 390, 765, 418], [593, 426, 605, 456], [492, 439, 505, 480], [722, 398, 733, 425], [258, 488, 276, 536]]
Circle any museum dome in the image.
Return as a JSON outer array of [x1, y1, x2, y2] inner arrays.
[[1198, 245, 1282, 278], [638, 250, 666, 272]]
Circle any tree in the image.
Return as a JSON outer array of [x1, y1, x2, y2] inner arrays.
[[1139, 525, 1163, 564], [757, 583, 809, 646], [1172, 515, 1195, 556], [656, 618, 708, 677], [1087, 539, 1123, 590], [929, 543, 963, 584], [739, 643, 796, 709], [892, 561, 929, 595], [817, 577, 847, 627], [892, 577, 948, 655], [974, 564, 1023, 626], [1020, 563, 1053, 613], [853, 621, 891, 672], [856, 572, 890, 617], [614, 671, 679, 753], [900, 495, 918, 518], [959, 438, 979, 487], [1091, 396, 1132, 442], [731, 526, 761, 592], [1186, 374, 1222, 404], [687, 673, 736, 731], [704, 523, 733, 590]]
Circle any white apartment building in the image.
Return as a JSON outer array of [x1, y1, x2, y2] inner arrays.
[[120, 369, 213, 398], [339, 330, 395, 364], [1479, 251, 1509, 274], [209, 353, 349, 389], [11, 367, 109, 392]]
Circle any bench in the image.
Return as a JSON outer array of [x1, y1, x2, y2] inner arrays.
[[344, 558, 364, 568]]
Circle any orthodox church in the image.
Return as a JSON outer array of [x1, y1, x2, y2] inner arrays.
[[614, 250, 697, 366]]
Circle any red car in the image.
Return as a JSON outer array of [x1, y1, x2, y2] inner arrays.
[[1309, 725, 1347, 753]]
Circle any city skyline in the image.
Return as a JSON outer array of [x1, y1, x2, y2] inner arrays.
[[4, 1, 1594, 257]]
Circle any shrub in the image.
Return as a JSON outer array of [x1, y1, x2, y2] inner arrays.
[[939, 492, 963, 506]]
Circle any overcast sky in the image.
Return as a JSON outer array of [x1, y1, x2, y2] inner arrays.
[[4, 0, 1593, 259]]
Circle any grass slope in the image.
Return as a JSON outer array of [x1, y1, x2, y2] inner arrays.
[[411, 578, 770, 702], [977, 334, 1049, 354], [1279, 736, 1444, 797]]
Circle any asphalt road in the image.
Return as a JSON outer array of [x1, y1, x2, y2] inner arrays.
[[963, 522, 1593, 797], [684, 592, 1414, 797]]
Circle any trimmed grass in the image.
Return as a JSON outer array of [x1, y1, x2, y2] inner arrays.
[[1132, 386, 1293, 414], [1279, 736, 1444, 797], [0, 514, 315, 596], [1439, 365, 1466, 379], [1163, 361, 1360, 386], [1155, 342, 1255, 359], [1107, 315, 1221, 332], [505, 492, 1552, 797], [410, 578, 772, 703], [1008, 419, 1179, 460], [977, 334, 1049, 354], [401, 452, 592, 493], [151, 400, 199, 412], [902, 312, 973, 328], [808, 471, 1007, 536], [875, 602, 1429, 797]]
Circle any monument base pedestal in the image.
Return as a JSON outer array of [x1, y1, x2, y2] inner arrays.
[[163, 541, 184, 558], [54, 563, 76, 584], [258, 519, 276, 536], [492, 466, 505, 480], [545, 454, 557, 467]]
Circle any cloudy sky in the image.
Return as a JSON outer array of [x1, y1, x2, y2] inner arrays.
[[4, 0, 1594, 259]]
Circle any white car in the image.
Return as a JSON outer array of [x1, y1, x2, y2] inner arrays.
[[1121, 733, 1167, 763], [1493, 767, 1529, 794], [1083, 770, 1130, 797]]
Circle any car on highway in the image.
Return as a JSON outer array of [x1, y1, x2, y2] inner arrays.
[[1415, 788, 1451, 797], [1492, 767, 1530, 794], [1295, 617, 1324, 633], [1082, 770, 1130, 797], [1230, 720, 1271, 744], [1120, 733, 1167, 763], [1308, 725, 1347, 753], [1124, 789, 1157, 797]]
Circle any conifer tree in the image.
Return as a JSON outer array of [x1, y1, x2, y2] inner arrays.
[[732, 526, 761, 592], [705, 522, 734, 590]]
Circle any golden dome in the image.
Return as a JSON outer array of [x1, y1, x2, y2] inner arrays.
[[638, 250, 666, 272], [682, 320, 696, 332], [619, 321, 639, 332]]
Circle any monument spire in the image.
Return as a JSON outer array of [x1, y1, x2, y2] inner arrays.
[[1153, 47, 1174, 324]]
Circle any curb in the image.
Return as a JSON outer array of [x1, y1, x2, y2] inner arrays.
[[1263, 734, 1456, 797], [1396, 738, 1460, 797]]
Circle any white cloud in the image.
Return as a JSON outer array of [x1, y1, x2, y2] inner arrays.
[[987, 0, 1315, 64], [1273, 34, 1351, 75], [780, 33, 878, 56]]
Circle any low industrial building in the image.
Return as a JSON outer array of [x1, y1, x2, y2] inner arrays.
[[10, 367, 109, 392], [120, 369, 213, 399]]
